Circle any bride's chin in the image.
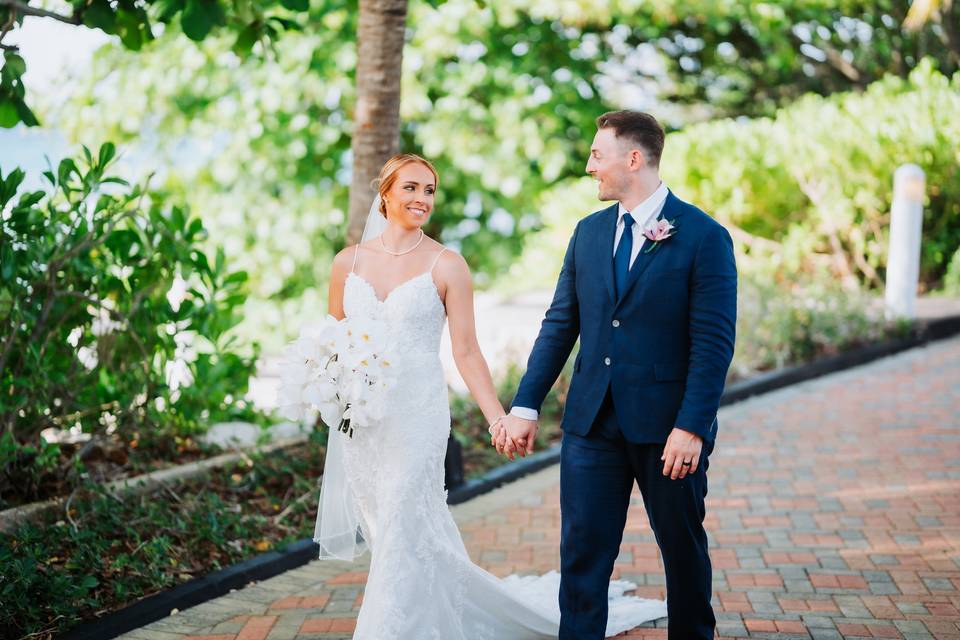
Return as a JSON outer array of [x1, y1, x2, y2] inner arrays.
[[399, 218, 427, 231]]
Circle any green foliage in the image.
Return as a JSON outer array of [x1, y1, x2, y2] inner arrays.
[[0, 143, 261, 507], [731, 272, 890, 376], [0, 0, 309, 127], [47, 1, 960, 349], [661, 60, 960, 290], [0, 432, 61, 503], [598, 0, 960, 117], [0, 439, 325, 638], [0, 51, 38, 128], [24, 0, 960, 129], [943, 246, 960, 296]]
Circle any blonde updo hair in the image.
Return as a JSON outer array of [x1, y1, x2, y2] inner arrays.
[[372, 153, 440, 218]]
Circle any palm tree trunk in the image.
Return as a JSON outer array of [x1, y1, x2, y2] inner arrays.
[[346, 0, 409, 244]]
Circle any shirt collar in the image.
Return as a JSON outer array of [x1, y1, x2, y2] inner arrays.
[[618, 182, 669, 230]]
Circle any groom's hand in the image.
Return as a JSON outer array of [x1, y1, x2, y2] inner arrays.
[[497, 415, 538, 460], [661, 427, 703, 480]]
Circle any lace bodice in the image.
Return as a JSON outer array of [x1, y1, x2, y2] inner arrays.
[[344, 270, 446, 359]]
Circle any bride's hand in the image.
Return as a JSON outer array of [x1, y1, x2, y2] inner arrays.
[[498, 415, 538, 460], [490, 425, 522, 459], [489, 422, 505, 447]]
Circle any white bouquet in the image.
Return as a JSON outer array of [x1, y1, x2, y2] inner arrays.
[[277, 315, 395, 437]]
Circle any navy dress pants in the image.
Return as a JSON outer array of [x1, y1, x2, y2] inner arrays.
[[558, 389, 715, 639]]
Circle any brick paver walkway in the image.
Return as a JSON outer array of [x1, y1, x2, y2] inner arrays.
[[118, 336, 960, 640]]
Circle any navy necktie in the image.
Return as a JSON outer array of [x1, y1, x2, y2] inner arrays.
[[614, 212, 634, 299]]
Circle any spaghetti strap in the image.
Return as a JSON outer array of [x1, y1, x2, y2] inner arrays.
[[429, 248, 447, 273], [350, 245, 360, 273]]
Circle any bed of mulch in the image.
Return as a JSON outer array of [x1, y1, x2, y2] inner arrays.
[[1, 429, 231, 512], [0, 435, 327, 640]]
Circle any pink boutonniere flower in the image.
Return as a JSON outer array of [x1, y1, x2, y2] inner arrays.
[[642, 218, 678, 253]]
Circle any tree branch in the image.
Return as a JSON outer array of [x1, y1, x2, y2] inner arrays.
[[820, 43, 863, 84], [725, 222, 782, 253], [0, 6, 15, 46], [0, 0, 80, 26]]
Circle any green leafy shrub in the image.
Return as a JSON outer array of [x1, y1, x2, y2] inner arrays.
[[732, 272, 892, 377], [0, 143, 261, 508], [662, 60, 960, 291], [943, 247, 960, 296]]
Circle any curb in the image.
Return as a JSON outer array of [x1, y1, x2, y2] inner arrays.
[[57, 313, 960, 639]]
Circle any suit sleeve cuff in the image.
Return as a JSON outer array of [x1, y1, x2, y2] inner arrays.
[[510, 406, 539, 420], [675, 415, 718, 442]]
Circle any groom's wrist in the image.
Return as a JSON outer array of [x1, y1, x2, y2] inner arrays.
[[510, 406, 539, 421]]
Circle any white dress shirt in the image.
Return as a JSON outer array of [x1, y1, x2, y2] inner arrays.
[[510, 183, 670, 421], [614, 181, 670, 268]]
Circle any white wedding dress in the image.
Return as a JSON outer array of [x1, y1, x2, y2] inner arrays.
[[325, 249, 667, 639]]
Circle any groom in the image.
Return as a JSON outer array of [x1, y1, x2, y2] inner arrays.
[[497, 111, 737, 639]]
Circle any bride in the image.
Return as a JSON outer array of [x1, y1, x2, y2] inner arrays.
[[315, 153, 666, 639]]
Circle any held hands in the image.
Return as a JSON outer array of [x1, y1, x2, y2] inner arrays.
[[489, 414, 538, 461], [661, 427, 703, 480]]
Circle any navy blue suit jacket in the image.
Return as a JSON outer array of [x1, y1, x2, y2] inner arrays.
[[513, 191, 737, 445]]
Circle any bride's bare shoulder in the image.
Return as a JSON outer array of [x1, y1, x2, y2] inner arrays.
[[331, 244, 360, 276], [430, 242, 469, 278]]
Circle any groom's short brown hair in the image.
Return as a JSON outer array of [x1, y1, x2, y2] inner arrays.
[[596, 111, 665, 167]]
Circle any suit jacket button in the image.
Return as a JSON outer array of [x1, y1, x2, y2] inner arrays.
[[612, 319, 620, 328], [604, 357, 611, 366]]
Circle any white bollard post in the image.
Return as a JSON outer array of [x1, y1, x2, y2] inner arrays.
[[884, 164, 925, 320]]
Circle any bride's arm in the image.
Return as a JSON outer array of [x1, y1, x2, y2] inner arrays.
[[327, 246, 355, 321], [440, 251, 507, 428]]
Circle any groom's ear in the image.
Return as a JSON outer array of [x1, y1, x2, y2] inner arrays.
[[627, 148, 647, 171]]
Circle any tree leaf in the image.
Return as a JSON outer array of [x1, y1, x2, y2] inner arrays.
[[0, 100, 18, 128], [2, 53, 26, 78], [98, 142, 117, 169], [187, 217, 204, 237], [223, 271, 247, 285], [279, 0, 309, 12], [58, 157, 81, 184], [13, 97, 40, 127], [117, 9, 146, 50], [232, 23, 260, 58], [1, 245, 14, 280], [0, 167, 25, 206], [154, 0, 184, 22], [181, 0, 225, 41], [82, 0, 118, 33], [170, 206, 185, 230]]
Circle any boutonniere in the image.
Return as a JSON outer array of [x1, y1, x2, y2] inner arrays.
[[642, 218, 678, 253]]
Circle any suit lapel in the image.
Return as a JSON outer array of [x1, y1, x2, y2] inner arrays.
[[615, 191, 684, 307], [596, 204, 619, 303]]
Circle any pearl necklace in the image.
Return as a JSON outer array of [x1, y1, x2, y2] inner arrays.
[[379, 230, 425, 256]]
